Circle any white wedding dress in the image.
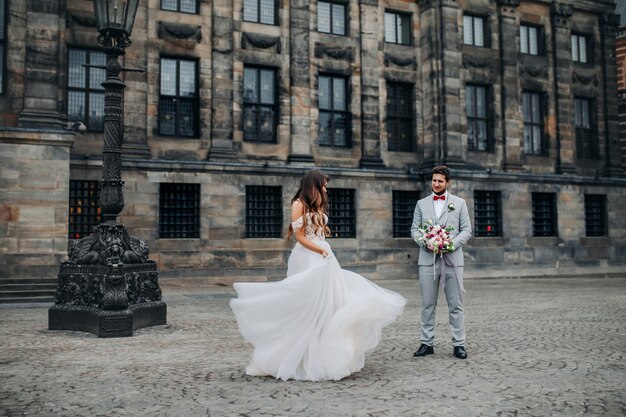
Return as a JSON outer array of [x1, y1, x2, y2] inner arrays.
[[230, 213, 407, 381]]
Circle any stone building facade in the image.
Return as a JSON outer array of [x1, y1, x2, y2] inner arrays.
[[1, 0, 626, 301]]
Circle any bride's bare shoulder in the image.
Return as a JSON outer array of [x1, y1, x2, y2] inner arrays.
[[291, 199, 304, 221]]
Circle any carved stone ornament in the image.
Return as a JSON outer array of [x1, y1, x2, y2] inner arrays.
[[384, 52, 417, 69], [601, 13, 620, 36], [241, 32, 281, 53], [520, 62, 548, 78], [463, 54, 495, 71], [550, 2, 573, 27], [157, 21, 202, 43], [416, 0, 434, 11], [66, 10, 97, 28], [496, 0, 521, 6], [572, 71, 598, 86], [314, 42, 354, 61]]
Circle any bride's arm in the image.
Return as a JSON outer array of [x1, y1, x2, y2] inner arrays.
[[291, 200, 329, 257]]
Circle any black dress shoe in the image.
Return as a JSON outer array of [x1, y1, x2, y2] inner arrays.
[[453, 346, 467, 359], [413, 344, 434, 357]]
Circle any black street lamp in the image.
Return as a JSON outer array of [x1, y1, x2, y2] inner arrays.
[[48, 0, 166, 337]]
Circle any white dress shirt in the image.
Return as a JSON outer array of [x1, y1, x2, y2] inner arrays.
[[433, 191, 448, 219]]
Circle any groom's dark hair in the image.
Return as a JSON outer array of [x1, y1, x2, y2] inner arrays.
[[432, 165, 451, 181]]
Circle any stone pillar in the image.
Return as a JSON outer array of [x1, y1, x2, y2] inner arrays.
[[600, 12, 624, 176], [121, 2, 151, 159], [209, 0, 236, 159], [497, 0, 523, 171], [550, 2, 575, 174], [17, 0, 66, 129], [418, 0, 439, 167], [439, 0, 464, 168], [288, 0, 314, 164], [359, 0, 384, 168]]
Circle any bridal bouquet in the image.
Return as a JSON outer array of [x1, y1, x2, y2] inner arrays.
[[414, 219, 455, 254]]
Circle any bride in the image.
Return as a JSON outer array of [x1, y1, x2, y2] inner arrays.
[[230, 170, 406, 381]]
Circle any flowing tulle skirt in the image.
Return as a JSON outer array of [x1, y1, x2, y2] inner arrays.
[[230, 242, 407, 381]]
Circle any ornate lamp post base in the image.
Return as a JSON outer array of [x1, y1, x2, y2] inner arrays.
[[49, 222, 167, 338]]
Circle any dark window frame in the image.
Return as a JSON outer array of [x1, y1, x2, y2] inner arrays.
[[386, 81, 416, 152], [0, 0, 6, 96], [243, 65, 279, 143], [158, 183, 201, 239], [243, 0, 278, 26], [532, 192, 558, 237], [245, 185, 283, 238], [384, 10, 412, 45], [67, 47, 106, 132], [474, 190, 502, 238], [463, 14, 489, 48], [465, 83, 493, 152], [392, 190, 419, 238], [160, 0, 198, 14], [317, 1, 348, 36], [574, 97, 598, 159], [327, 188, 356, 239], [158, 57, 200, 138], [318, 73, 352, 148], [584, 194, 607, 237], [519, 23, 543, 56], [68, 180, 101, 240], [571, 33, 592, 64], [522, 90, 548, 156]]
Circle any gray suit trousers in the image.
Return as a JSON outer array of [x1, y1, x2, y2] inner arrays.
[[419, 262, 465, 347]]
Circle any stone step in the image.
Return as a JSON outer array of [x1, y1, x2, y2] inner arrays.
[[0, 278, 57, 285], [0, 283, 57, 291], [0, 295, 54, 304], [0, 288, 57, 298]]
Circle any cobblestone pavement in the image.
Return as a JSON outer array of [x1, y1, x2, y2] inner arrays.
[[1, 276, 625, 417]]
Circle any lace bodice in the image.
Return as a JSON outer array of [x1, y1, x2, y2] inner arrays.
[[291, 213, 328, 242]]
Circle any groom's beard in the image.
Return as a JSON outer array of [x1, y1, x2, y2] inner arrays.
[[432, 188, 446, 196]]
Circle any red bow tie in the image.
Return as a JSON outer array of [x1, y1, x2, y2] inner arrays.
[[433, 195, 446, 201]]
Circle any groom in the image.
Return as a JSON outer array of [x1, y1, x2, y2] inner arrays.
[[410, 165, 472, 359]]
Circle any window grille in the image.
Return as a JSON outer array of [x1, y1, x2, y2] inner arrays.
[[522, 91, 546, 155], [327, 188, 356, 238], [584, 194, 607, 237], [318, 1, 347, 36], [571, 34, 590, 63], [243, 0, 276, 25], [318, 75, 351, 147], [159, 58, 199, 137], [393, 190, 418, 238], [532, 192, 557, 237], [466, 84, 491, 152], [161, 0, 197, 13], [574, 98, 597, 159], [463, 15, 486, 47], [474, 191, 501, 237], [67, 48, 106, 131], [387, 82, 415, 152], [384, 11, 411, 45], [159, 183, 200, 239], [520, 24, 540, 55], [246, 186, 283, 238], [243, 66, 278, 143], [69, 180, 101, 239]]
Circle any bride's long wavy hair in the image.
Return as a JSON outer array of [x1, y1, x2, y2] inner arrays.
[[287, 170, 331, 239]]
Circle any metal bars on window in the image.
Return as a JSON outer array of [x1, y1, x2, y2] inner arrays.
[[387, 82, 415, 152], [392, 190, 418, 238], [67, 49, 106, 131], [318, 75, 351, 147], [327, 188, 356, 238], [159, 183, 200, 239], [474, 191, 501, 237], [68, 180, 101, 239], [159, 58, 199, 137], [243, 66, 277, 143], [161, 0, 197, 13], [243, 0, 276, 25], [245, 186, 283, 238], [384, 11, 411, 45], [532, 192, 557, 237], [584, 194, 607, 237]]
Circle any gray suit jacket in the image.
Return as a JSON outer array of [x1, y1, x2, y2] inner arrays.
[[410, 193, 472, 266]]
